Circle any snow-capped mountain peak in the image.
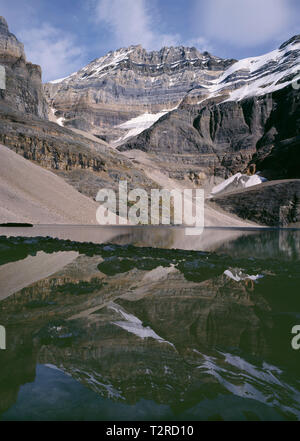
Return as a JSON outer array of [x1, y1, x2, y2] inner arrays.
[[198, 35, 300, 103], [45, 36, 300, 143]]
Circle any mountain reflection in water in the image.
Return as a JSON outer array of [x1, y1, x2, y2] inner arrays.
[[0, 227, 300, 421]]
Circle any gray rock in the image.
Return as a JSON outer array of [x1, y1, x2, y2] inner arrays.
[[0, 16, 48, 119], [44, 45, 236, 139]]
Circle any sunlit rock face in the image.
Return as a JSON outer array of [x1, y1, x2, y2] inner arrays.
[[0, 16, 24, 61], [44, 45, 235, 141], [0, 16, 48, 118]]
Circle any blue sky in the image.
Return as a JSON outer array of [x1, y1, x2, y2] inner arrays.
[[0, 0, 299, 82]]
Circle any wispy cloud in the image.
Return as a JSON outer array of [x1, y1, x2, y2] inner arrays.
[[197, 0, 294, 47], [2, 0, 296, 83], [93, 0, 180, 49], [18, 24, 84, 82], [183, 37, 213, 53]]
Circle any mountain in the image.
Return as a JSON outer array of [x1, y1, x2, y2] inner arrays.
[[0, 17, 158, 216], [1, 14, 299, 226], [44, 45, 235, 142], [117, 36, 300, 186], [45, 37, 300, 189]]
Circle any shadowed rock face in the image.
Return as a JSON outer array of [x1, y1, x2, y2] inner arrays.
[[118, 98, 262, 181], [119, 85, 300, 184], [210, 179, 300, 227], [0, 16, 48, 119]]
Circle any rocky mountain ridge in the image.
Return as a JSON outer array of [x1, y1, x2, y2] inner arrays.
[[45, 36, 300, 146], [44, 35, 300, 196], [119, 85, 300, 183], [44, 45, 236, 141]]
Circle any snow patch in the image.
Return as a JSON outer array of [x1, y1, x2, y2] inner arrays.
[[49, 72, 77, 84], [224, 268, 264, 282], [108, 302, 175, 348], [50, 107, 65, 127], [208, 40, 300, 101], [211, 172, 267, 196], [115, 111, 170, 143]]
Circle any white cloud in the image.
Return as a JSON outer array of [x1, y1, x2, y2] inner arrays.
[[18, 24, 84, 82], [183, 37, 213, 53], [94, 0, 180, 49], [198, 0, 293, 47]]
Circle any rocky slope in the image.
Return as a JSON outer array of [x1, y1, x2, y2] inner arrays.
[[0, 144, 101, 224], [0, 104, 157, 200]]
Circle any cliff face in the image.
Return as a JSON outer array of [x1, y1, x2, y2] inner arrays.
[[119, 85, 300, 183], [0, 16, 48, 119], [0, 106, 157, 200], [117, 96, 267, 181]]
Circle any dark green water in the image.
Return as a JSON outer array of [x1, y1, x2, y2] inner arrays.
[[0, 228, 300, 421]]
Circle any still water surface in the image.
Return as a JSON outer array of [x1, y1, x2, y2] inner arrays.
[[0, 226, 299, 421]]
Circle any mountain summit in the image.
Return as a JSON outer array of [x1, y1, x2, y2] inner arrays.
[[44, 45, 235, 141], [45, 37, 300, 145]]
